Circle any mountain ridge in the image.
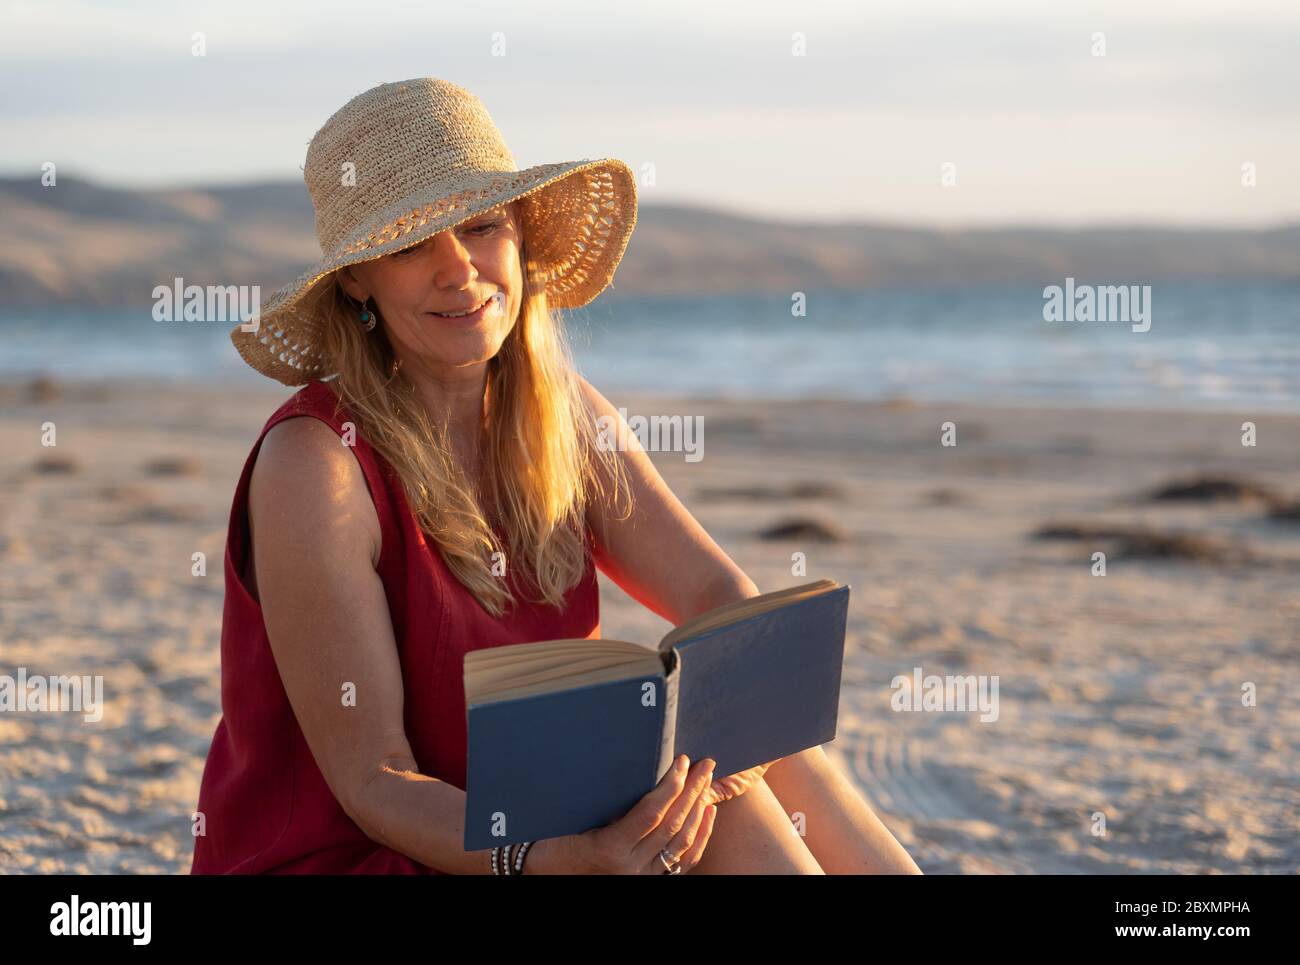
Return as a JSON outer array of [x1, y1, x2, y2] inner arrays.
[[2, 175, 1296, 309]]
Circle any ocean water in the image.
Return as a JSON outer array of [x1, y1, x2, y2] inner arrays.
[[3, 281, 1297, 411]]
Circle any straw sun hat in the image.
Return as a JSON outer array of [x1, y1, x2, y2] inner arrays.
[[230, 77, 638, 386]]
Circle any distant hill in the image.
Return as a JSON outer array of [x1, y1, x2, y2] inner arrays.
[[1, 174, 1297, 309]]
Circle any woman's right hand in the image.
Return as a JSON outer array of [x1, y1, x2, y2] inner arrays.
[[526, 755, 717, 874]]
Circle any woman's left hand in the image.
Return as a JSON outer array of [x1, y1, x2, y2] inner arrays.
[[700, 760, 779, 807]]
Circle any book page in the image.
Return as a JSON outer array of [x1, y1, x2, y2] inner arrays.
[[658, 578, 840, 652]]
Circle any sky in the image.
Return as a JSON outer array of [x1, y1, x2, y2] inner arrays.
[[2, 0, 1298, 227]]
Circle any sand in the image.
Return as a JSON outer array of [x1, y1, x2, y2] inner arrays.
[[1, 378, 1297, 873]]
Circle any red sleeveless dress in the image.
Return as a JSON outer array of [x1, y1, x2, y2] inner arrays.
[[190, 379, 601, 874]]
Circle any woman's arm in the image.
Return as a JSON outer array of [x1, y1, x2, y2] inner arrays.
[[576, 378, 922, 873], [251, 416, 722, 875], [577, 377, 760, 624], [249, 417, 491, 874]]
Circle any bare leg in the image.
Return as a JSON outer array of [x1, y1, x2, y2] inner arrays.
[[687, 777, 824, 874], [762, 746, 922, 874]]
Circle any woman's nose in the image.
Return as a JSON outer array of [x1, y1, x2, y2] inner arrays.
[[428, 231, 477, 286]]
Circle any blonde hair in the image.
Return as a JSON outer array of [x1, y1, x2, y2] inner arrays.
[[310, 233, 631, 618]]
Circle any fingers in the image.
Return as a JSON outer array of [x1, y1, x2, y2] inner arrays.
[[656, 757, 714, 844], [617, 753, 692, 841], [632, 756, 714, 860], [668, 798, 717, 873], [582, 754, 720, 873], [654, 792, 715, 874]]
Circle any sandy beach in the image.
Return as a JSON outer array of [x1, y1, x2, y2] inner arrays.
[[1, 377, 1297, 874]]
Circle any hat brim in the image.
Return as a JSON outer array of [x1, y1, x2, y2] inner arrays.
[[230, 157, 637, 386]]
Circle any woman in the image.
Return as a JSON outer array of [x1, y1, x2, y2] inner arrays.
[[191, 77, 921, 875]]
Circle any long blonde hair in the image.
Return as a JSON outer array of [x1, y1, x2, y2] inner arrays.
[[310, 234, 631, 618]]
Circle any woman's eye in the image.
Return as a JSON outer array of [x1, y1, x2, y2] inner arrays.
[[391, 219, 503, 259]]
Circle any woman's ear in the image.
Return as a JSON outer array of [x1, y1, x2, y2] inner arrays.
[[336, 267, 365, 303]]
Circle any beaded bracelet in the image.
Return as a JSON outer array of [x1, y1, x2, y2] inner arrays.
[[489, 841, 535, 875], [512, 840, 534, 875]]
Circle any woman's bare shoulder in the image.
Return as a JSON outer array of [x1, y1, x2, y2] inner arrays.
[[249, 415, 382, 567], [574, 373, 632, 444], [574, 371, 615, 416]]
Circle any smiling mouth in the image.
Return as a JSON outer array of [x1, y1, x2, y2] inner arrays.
[[430, 292, 503, 319]]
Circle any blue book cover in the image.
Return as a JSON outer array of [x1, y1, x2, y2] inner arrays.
[[463, 580, 850, 850]]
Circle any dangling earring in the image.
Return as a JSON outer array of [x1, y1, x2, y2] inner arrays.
[[358, 297, 377, 332]]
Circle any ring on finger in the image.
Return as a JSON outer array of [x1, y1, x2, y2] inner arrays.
[[660, 796, 708, 874]]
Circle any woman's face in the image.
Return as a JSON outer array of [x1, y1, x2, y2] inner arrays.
[[339, 201, 523, 375]]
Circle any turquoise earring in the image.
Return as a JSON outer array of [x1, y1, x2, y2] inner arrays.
[[358, 297, 377, 332]]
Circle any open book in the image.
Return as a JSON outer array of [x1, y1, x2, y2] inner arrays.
[[462, 578, 850, 850]]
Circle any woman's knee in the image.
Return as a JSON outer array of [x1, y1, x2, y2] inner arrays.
[[687, 778, 824, 874]]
